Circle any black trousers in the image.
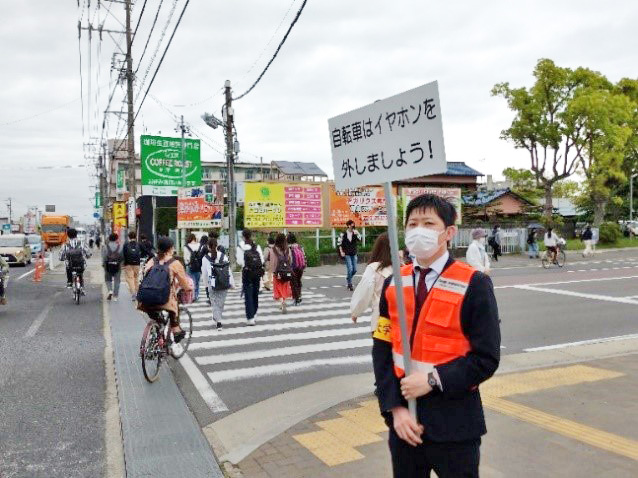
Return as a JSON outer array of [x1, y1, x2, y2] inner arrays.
[[389, 428, 480, 478], [291, 269, 303, 301], [243, 276, 260, 320]]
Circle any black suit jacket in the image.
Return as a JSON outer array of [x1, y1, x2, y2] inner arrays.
[[372, 256, 501, 442]]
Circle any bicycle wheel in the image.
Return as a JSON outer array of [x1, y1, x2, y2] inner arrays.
[[556, 250, 566, 267], [541, 253, 550, 269], [141, 322, 162, 383], [171, 306, 193, 359]]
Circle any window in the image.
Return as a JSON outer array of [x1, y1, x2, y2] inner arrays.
[[245, 169, 254, 180]]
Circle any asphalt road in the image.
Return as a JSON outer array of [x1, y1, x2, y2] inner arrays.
[[0, 262, 106, 478], [173, 249, 638, 428]]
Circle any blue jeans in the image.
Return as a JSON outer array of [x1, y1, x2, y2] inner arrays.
[[345, 254, 357, 286], [188, 269, 201, 300], [528, 243, 539, 258]]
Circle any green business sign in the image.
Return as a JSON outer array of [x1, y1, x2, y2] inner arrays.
[[140, 134, 202, 196], [95, 192, 102, 208], [116, 168, 126, 193]]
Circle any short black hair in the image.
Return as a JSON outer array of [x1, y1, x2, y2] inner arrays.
[[242, 229, 252, 241], [157, 236, 174, 254], [346, 220, 355, 227], [209, 230, 219, 239], [67, 228, 77, 239], [128, 231, 136, 240], [404, 194, 456, 227], [200, 234, 208, 245], [286, 232, 297, 244], [109, 232, 118, 241], [267, 236, 275, 245]]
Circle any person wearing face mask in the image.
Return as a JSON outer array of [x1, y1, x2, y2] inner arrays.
[[465, 228, 491, 274], [372, 194, 500, 478]]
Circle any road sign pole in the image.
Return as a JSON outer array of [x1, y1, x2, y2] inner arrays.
[[383, 182, 416, 420]]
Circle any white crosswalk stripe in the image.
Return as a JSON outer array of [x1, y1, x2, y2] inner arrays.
[[181, 288, 374, 392]]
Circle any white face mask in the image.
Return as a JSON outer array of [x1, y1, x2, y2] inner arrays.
[[478, 237, 486, 246], [405, 227, 445, 259]]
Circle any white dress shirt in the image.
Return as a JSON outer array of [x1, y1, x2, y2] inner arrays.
[[413, 250, 449, 291]]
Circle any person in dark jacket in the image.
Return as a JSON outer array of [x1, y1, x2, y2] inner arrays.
[[373, 194, 500, 478], [338, 219, 361, 291], [581, 225, 594, 257]]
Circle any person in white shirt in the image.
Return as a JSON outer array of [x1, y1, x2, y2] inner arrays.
[[465, 228, 491, 274], [202, 237, 235, 330], [236, 230, 264, 268], [544, 227, 561, 262], [350, 233, 393, 332]]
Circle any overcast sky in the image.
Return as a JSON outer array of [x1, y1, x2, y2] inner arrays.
[[1, 0, 637, 223]]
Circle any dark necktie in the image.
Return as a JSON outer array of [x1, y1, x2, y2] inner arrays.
[[415, 267, 431, 318]]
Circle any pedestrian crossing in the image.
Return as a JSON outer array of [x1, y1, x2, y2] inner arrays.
[[182, 287, 373, 403]]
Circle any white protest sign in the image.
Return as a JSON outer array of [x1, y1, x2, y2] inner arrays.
[[328, 81, 447, 191]]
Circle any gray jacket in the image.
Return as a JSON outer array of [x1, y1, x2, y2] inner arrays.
[[102, 241, 123, 266]]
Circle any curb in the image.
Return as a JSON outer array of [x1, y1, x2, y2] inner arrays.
[[204, 337, 638, 467]]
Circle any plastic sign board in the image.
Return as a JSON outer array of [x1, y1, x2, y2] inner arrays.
[[402, 187, 462, 224], [244, 182, 323, 228], [177, 187, 223, 229], [140, 135, 202, 196], [328, 184, 389, 227], [329, 81, 447, 191], [2, 223, 11, 233], [45, 205, 55, 212], [112, 201, 128, 228], [116, 168, 126, 194]]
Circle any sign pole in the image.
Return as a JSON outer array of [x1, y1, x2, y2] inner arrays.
[[383, 182, 416, 420]]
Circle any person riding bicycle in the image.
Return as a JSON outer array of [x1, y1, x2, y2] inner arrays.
[[0, 254, 9, 305], [60, 228, 90, 293], [543, 227, 562, 263], [137, 237, 193, 343]]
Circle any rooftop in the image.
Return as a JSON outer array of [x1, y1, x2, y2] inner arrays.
[[272, 161, 327, 177], [463, 188, 533, 206], [443, 162, 483, 177]]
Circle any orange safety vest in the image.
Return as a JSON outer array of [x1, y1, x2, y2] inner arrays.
[[385, 260, 474, 378]]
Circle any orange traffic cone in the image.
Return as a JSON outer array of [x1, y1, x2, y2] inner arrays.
[[33, 254, 45, 282]]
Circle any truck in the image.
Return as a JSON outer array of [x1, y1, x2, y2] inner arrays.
[[41, 215, 72, 248]]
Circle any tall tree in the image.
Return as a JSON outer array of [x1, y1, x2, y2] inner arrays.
[[492, 59, 586, 222]]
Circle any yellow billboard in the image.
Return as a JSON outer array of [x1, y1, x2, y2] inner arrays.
[[244, 183, 323, 229]]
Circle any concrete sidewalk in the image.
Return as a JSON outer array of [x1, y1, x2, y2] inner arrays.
[[221, 340, 638, 478], [106, 283, 224, 477]]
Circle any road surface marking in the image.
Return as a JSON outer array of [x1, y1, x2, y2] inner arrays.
[[189, 327, 370, 350], [16, 268, 35, 280], [24, 291, 62, 337], [187, 294, 329, 311], [196, 338, 372, 366], [192, 299, 351, 319], [191, 307, 354, 327], [495, 274, 638, 289], [512, 284, 638, 305], [179, 353, 228, 413], [207, 355, 372, 383], [191, 316, 371, 339], [523, 334, 638, 352]]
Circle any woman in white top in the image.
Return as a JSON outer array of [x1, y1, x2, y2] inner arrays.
[[350, 233, 393, 332], [202, 237, 235, 331], [465, 228, 491, 274]]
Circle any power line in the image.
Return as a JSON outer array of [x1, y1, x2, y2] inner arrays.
[[132, 0, 148, 40], [0, 97, 82, 127], [134, 0, 165, 75], [233, 0, 309, 101], [77, 19, 86, 138]]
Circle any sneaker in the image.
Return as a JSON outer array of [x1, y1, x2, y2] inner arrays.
[[247, 319, 256, 326], [347, 284, 354, 291], [107, 292, 113, 301], [66, 283, 72, 289], [81, 288, 86, 296], [216, 321, 223, 331], [113, 296, 119, 302], [282, 302, 287, 314]]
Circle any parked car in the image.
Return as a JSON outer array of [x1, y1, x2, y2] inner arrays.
[[0, 234, 32, 266], [27, 234, 44, 257]]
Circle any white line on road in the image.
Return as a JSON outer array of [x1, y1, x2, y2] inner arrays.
[[523, 333, 638, 352], [187, 296, 342, 313], [189, 326, 370, 350], [196, 338, 372, 365], [191, 316, 371, 339], [179, 353, 228, 412], [495, 274, 638, 289], [191, 300, 351, 319], [207, 355, 372, 383], [24, 291, 62, 337], [16, 268, 35, 280], [190, 307, 353, 327], [512, 284, 638, 305]]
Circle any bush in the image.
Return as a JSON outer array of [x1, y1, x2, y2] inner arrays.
[[599, 222, 622, 244], [300, 238, 320, 267]]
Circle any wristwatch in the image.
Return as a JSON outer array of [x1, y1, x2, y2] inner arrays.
[[427, 372, 438, 389]]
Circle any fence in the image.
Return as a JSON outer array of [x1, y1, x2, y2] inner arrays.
[[452, 228, 527, 254]]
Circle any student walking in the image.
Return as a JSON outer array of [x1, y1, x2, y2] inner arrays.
[[350, 233, 392, 331], [202, 237, 234, 331], [122, 231, 142, 300], [102, 232, 123, 301], [262, 236, 275, 291], [489, 225, 502, 261], [581, 225, 594, 257], [240, 229, 265, 326], [184, 234, 206, 301], [373, 194, 500, 478], [287, 233, 306, 305], [338, 220, 361, 291], [465, 228, 491, 274], [271, 233, 293, 313]]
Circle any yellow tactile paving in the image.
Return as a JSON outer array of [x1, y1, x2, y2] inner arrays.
[[316, 417, 383, 447], [292, 430, 364, 466], [338, 406, 388, 434], [482, 365, 624, 398], [483, 395, 638, 461]]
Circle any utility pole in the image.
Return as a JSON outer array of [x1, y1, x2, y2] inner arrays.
[[631, 173, 636, 222], [100, 142, 108, 235], [224, 80, 237, 267], [6, 198, 12, 225], [125, 0, 136, 201], [178, 115, 189, 251]]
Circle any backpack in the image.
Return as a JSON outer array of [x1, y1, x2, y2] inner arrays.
[[487, 236, 497, 248], [67, 245, 84, 270], [137, 258, 175, 306], [124, 241, 141, 265], [105, 244, 122, 274], [275, 249, 293, 282], [186, 245, 204, 273], [243, 244, 264, 281], [209, 253, 231, 291], [291, 244, 306, 271]]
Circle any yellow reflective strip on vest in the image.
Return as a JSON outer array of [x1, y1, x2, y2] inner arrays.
[[373, 317, 392, 342]]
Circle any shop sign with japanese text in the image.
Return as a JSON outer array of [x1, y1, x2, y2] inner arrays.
[[140, 135, 202, 196], [177, 187, 223, 229], [328, 81, 446, 190]]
